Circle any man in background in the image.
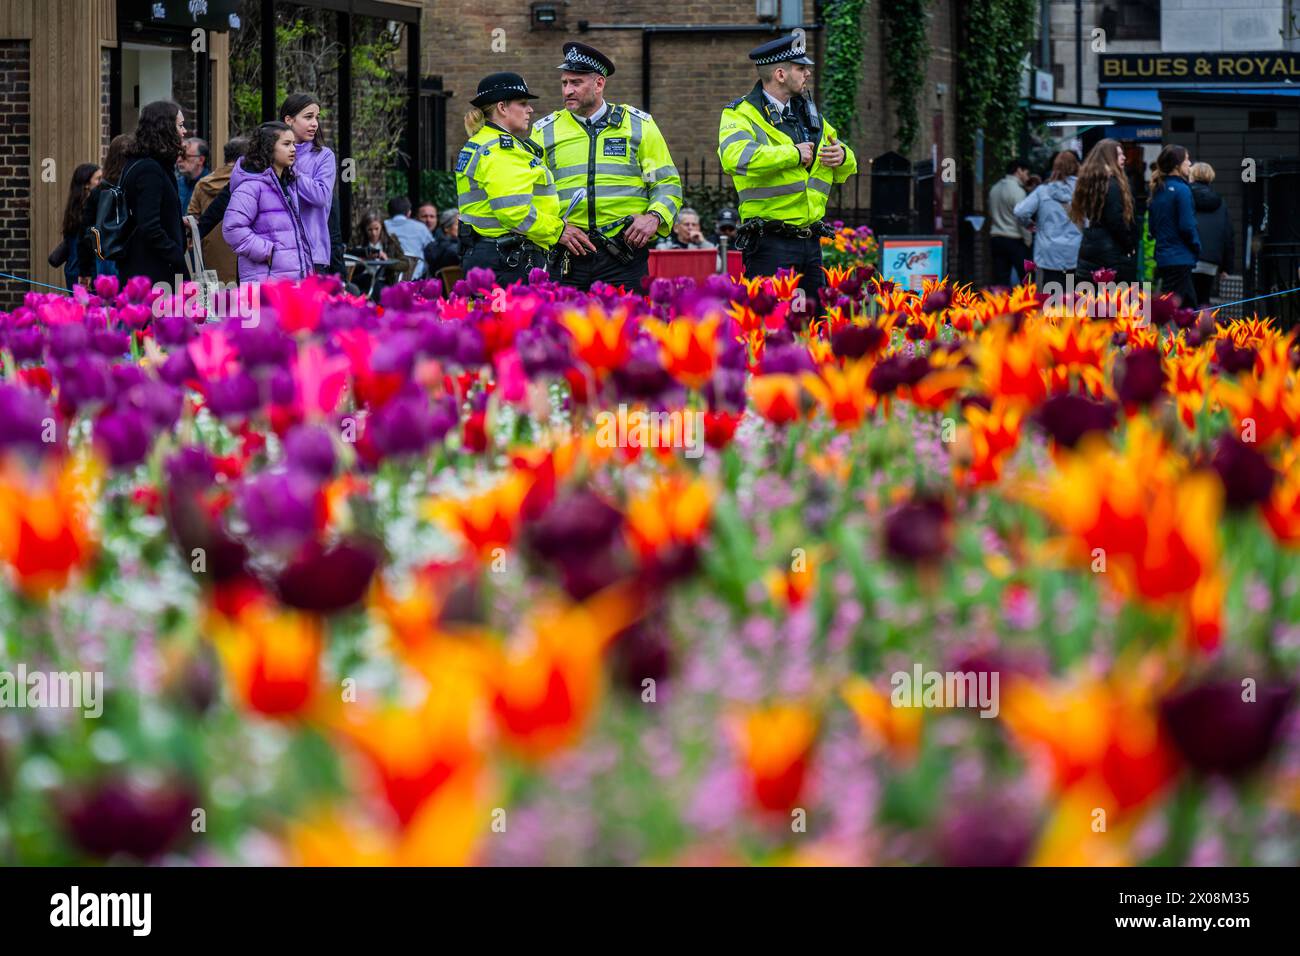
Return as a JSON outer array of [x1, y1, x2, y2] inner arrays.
[[424, 207, 461, 275], [416, 201, 439, 234], [385, 196, 433, 278], [177, 137, 209, 212], [988, 158, 1032, 287], [657, 207, 714, 250]]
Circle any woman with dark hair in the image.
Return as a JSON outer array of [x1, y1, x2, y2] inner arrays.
[[223, 121, 313, 281], [81, 134, 133, 279], [118, 100, 189, 286], [51, 163, 101, 289], [1148, 143, 1201, 308], [1069, 138, 1137, 284], [278, 92, 336, 275], [1014, 150, 1081, 292], [352, 210, 404, 296]]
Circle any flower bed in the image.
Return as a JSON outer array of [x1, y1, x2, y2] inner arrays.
[[0, 268, 1297, 866]]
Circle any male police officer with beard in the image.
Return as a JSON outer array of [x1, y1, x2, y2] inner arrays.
[[718, 33, 857, 319], [530, 42, 682, 292]]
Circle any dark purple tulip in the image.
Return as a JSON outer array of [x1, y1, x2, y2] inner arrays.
[[420, 319, 460, 360], [921, 288, 950, 313], [1211, 433, 1277, 510], [59, 775, 196, 861], [1115, 346, 1165, 406], [1033, 393, 1118, 448], [204, 371, 261, 419], [1151, 293, 1180, 327], [371, 331, 419, 376], [464, 267, 496, 296], [1160, 679, 1294, 777], [610, 618, 673, 696], [165, 445, 216, 490], [266, 365, 296, 407], [831, 323, 886, 360], [284, 423, 336, 479], [94, 408, 152, 469], [233, 322, 291, 368], [1214, 337, 1256, 376], [159, 348, 197, 386], [369, 394, 435, 458], [47, 322, 89, 361], [704, 367, 747, 412], [884, 494, 950, 564], [526, 490, 623, 566], [759, 343, 815, 376], [274, 538, 381, 613], [238, 469, 320, 548], [110, 363, 148, 399], [455, 324, 486, 366], [0, 383, 56, 452], [54, 354, 113, 412], [8, 325, 46, 362], [123, 380, 183, 430], [151, 311, 191, 346], [612, 339, 673, 400], [933, 797, 1038, 866]]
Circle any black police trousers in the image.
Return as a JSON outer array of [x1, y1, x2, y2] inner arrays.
[[461, 239, 548, 287], [550, 243, 650, 293], [742, 233, 825, 320]]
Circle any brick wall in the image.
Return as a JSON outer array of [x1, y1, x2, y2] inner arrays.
[[0, 40, 31, 311], [414, 0, 961, 226], [101, 47, 112, 158]]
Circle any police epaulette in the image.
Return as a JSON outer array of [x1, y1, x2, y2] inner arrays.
[[499, 133, 515, 149], [532, 111, 560, 132], [726, 97, 744, 110], [622, 104, 650, 121]]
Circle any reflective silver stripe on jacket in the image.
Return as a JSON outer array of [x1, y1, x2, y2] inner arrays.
[[808, 177, 832, 197], [517, 204, 539, 233], [488, 193, 533, 210], [735, 141, 760, 176], [736, 181, 810, 203], [461, 211, 503, 229]]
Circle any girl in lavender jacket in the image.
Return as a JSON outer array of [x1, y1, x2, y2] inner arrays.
[[223, 122, 314, 281], [278, 92, 336, 274]]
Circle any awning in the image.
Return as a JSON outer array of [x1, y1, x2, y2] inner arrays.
[[1021, 98, 1161, 124]]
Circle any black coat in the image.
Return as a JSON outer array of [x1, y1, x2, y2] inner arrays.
[[1076, 177, 1137, 276], [1190, 182, 1234, 271], [119, 157, 188, 286]]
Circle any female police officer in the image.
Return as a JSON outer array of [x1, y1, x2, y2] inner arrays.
[[455, 72, 594, 285]]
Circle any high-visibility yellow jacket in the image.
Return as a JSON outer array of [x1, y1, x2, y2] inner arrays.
[[717, 83, 857, 227], [455, 122, 564, 248], [530, 103, 681, 238]]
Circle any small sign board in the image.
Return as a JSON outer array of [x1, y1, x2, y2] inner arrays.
[[878, 236, 948, 291]]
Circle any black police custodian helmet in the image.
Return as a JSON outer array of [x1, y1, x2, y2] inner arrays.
[[748, 33, 815, 67], [558, 42, 615, 77], [471, 72, 540, 109]]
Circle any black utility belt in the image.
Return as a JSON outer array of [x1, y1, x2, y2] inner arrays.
[[741, 219, 833, 240], [463, 226, 543, 252]]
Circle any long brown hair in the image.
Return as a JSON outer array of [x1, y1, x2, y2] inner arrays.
[[61, 163, 99, 238], [102, 133, 133, 185], [1070, 138, 1133, 227]]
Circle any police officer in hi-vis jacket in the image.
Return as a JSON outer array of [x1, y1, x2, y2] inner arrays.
[[530, 42, 683, 292], [455, 72, 593, 285], [718, 33, 858, 317]]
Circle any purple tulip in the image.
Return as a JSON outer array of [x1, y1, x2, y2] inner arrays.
[[0, 383, 57, 452], [283, 423, 336, 479], [204, 371, 261, 419], [94, 407, 152, 469], [237, 469, 321, 548]]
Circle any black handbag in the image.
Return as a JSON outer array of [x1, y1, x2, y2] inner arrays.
[[48, 236, 70, 268]]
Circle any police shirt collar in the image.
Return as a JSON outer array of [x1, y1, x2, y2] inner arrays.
[[579, 100, 610, 127]]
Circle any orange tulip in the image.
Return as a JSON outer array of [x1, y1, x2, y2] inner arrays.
[[841, 676, 923, 760], [0, 452, 99, 598], [748, 373, 803, 425], [800, 359, 875, 429], [425, 470, 533, 560], [207, 597, 323, 718], [559, 304, 631, 374], [729, 702, 818, 813], [645, 314, 721, 390], [623, 474, 713, 564], [956, 398, 1024, 487], [488, 581, 642, 760]]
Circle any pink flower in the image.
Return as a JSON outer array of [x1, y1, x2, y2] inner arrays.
[[493, 347, 527, 404], [187, 326, 239, 381], [292, 342, 350, 420], [265, 275, 332, 335]]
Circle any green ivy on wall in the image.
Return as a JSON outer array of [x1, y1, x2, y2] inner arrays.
[[822, 0, 868, 140], [958, 0, 1037, 173], [882, 0, 930, 155]]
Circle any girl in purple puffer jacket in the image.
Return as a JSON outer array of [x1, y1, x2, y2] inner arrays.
[[224, 121, 314, 281], [278, 92, 336, 274]]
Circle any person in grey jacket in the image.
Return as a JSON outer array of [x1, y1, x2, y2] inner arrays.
[[1188, 162, 1233, 307], [988, 159, 1032, 286], [1014, 150, 1082, 294]]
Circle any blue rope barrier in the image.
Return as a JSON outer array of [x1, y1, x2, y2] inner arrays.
[[0, 271, 72, 294], [1209, 284, 1300, 312]]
